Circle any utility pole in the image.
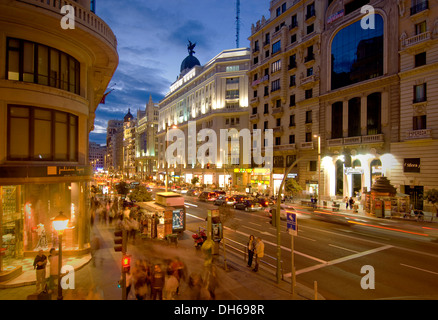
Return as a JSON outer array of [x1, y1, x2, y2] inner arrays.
[[275, 157, 305, 284]]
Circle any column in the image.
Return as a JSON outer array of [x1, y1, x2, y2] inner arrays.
[[361, 95, 367, 136]]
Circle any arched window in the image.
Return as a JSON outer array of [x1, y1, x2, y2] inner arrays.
[[331, 14, 384, 90]]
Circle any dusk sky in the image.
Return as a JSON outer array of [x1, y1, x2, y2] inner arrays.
[[89, 0, 270, 145]]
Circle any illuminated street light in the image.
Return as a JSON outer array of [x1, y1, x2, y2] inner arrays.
[[52, 212, 69, 300]]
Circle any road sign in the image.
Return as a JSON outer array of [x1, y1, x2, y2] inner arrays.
[[287, 212, 297, 236]]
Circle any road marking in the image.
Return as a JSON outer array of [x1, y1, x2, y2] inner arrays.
[[184, 202, 198, 207], [400, 263, 438, 276], [295, 245, 393, 275], [248, 222, 262, 227], [186, 213, 204, 221], [328, 244, 359, 254]]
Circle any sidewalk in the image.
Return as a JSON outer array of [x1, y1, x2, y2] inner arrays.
[[0, 221, 323, 300]]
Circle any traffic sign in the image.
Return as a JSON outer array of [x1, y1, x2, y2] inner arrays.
[[287, 212, 297, 236]]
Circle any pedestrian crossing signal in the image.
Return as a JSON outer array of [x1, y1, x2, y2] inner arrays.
[[114, 230, 123, 252], [122, 256, 131, 273]]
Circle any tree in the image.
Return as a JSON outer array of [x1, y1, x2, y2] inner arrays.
[[115, 181, 129, 196], [285, 179, 303, 197], [191, 176, 199, 186], [129, 185, 153, 202], [424, 189, 438, 215]]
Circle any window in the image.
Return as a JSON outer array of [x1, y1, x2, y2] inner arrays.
[[286, 155, 296, 166], [348, 98, 361, 137], [332, 102, 343, 139], [253, 90, 258, 98], [264, 33, 270, 46], [305, 89, 313, 99], [226, 65, 240, 72], [264, 104, 269, 114], [415, 52, 426, 67], [272, 60, 281, 73], [309, 161, 317, 172], [307, 67, 314, 77], [264, 86, 269, 96], [289, 54, 297, 69], [291, 15, 298, 29], [264, 121, 268, 130], [254, 40, 259, 52], [276, 3, 286, 17], [289, 114, 295, 127], [275, 137, 281, 146], [305, 46, 314, 62], [272, 41, 281, 55], [226, 78, 239, 84], [271, 79, 281, 92], [331, 15, 384, 90], [367, 92, 381, 135], [306, 3, 316, 20], [226, 90, 239, 99], [290, 75, 296, 87], [253, 56, 259, 65], [7, 105, 78, 161], [265, 50, 270, 58], [252, 107, 258, 115], [414, 83, 427, 103], [306, 132, 312, 142], [307, 24, 314, 35], [6, 38, 80, 94], [415, 21, 427, 35], [306, 110, 313, 124], [411, 0, 429, 16], [289, 135, 295, 144], [413, 115, 427, 130], [276, 118, 281, 127], [291, 34, 297, 44], [290, 95, 296, 107]]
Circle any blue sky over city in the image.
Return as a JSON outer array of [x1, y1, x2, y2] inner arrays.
[[90, 0, 269, 144]]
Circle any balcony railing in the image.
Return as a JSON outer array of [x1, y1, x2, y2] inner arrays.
[[343, 136, 362, 145], [405, 129, 432, 140], [362, 134, 384, 143], [402, 31, 431, 48], [410, 0, 429, 16], [300, 142, 314, 150], [16, 0, 117, 49]]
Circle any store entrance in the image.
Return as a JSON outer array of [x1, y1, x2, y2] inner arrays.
[[404, 185, 424, 210]]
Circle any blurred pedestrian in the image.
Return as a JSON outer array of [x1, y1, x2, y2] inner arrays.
[[47, 248, 58, 294], [247, 235, 255, 268], [133, 260, 149, 300], [188, 272, 210, 300], [349, 197, 355, 210], [163, 269, 179, 300], [205, 265, 218, 300], [344, 196, 349, 209], [90, 234, 102, 267], [150, 264, 165, 300], [33, 249, 47, 293], [253, 237, 264, 272]]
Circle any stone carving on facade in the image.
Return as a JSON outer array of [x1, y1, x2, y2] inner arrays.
[[433, 18, 438, 36], [397, 0, 405, 17]]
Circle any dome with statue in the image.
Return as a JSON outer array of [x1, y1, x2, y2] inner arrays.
[[180, 40, 200, 74]]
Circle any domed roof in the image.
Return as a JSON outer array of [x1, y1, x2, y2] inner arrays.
[[180, 55, 200, 73], [180, 40, 200, 73], [124, 108, 134, 122]]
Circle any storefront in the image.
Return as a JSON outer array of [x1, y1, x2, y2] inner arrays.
[[0, 166, 92, 269]]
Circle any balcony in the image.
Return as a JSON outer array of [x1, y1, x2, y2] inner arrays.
[[343, 136, 362, 145], [301, 75, 318, 86], [410, 0, 429, 16], [273, 127, 284, 136], [402, 31, 431, 48], [326, 138, 343, 147], [272, 107, 284, 117], [362, 134, 384, 144], [16, 0, 117, 49], [249, 113, 260, 122], [300, 142, 314, 150], [276, 144, 296, 151], [405, 129, 432, 140]]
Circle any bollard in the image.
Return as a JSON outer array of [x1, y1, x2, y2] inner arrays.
[[314, 281, 318, 300]]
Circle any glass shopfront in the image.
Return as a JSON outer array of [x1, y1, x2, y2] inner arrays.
[[1, 181, 90, 263]]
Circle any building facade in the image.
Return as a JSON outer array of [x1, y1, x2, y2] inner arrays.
[[158, 46, 251, 189], [135, 95, 159, 180], [89, 142, 106, 171], [0, 0, 118, 269], [105, 119, 124, 173], [122, 109, 136, 179], [389, 0, 438, 210], [319, 0, 400, 200], [248, 0, 325, 196]]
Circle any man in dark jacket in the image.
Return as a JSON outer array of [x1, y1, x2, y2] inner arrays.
[[33, 250, 47, 293]]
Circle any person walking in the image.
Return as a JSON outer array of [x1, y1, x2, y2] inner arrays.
[[253, 237, 264, 272], [33, 249, 47, 293], [247, 235, 255, 268], [47, 248, 58, 294], [344, 196, 349, 209], [349, 197, 355, 210], [150, 264, 165, 300]]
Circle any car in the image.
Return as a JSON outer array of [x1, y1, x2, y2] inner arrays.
[[186, 189, 199, 196], [213, 190, 226, 196], [214, 196, 235, 206], [199, 191, 217, 202], [234, 200, 263, 211], [229, 194, 250, 205], [255, 197, 274, 207], [180, 188, 188, 194], [265, 204, 296, 220]]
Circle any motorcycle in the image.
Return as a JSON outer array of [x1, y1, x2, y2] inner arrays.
[[192, 229, 207, 249]]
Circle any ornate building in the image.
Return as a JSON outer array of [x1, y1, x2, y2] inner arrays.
[[0, 0, 118, 271]]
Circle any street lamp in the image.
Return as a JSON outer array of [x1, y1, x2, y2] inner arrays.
[[314, 134, 321, 205], [52, 211, 69, 300], [165, 124, 177, 192]]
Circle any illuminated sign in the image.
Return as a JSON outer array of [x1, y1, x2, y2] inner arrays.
[[404, 158, 420, 173]]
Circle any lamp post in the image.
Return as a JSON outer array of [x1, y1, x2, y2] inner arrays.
[[52, 212, 69, 300], [314, 134, 321, 205], [165, 124, 177, 192]]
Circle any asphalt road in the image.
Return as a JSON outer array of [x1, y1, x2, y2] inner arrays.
[[183, 194, 438, 300]]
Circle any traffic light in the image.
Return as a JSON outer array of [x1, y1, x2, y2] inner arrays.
[[270, 208, 277, 227], [114, 229, 126, 253], [122, 256, 131, 273], [206, 163, 210, 169]]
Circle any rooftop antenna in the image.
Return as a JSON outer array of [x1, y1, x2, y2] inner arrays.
[[236, 0, 240, 48]]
